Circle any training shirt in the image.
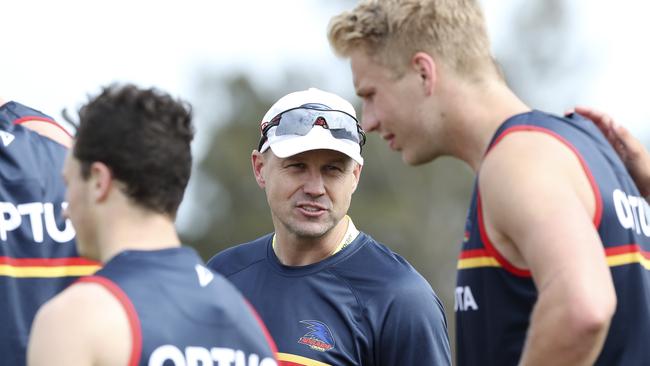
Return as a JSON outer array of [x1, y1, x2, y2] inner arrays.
[[80, 246, 278, 366], [456, 110, 650, 365], [0, 101, 99, 366], [208, 227, 451, 366]]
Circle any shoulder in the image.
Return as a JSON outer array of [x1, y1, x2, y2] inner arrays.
[[0, 101, 71, 148], [20, 120, 72, 148], [28, 280, 132, 365], [341, 234, 427, 280], [336, 233, 440, 303], [207, 234, 272, 276], [350, 237, 450, 363], [37, 280, 127, 324], [483, 111, 597, 181], [479, 121, 596, 218]]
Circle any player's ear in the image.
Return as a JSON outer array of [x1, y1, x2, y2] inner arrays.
[[351, 163, 362, 193], [411, 52, 437, 96], [89, 162, 113, 201], [251, 150, 266, 189]]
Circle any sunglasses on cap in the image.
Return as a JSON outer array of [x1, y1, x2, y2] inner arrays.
[[257, 104, 366, 151]]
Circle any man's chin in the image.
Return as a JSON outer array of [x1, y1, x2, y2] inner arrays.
[[289, 222, 332, 239], [402, 148, 439, 166]]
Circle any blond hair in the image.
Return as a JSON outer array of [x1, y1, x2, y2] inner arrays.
[[328, 0, 496, 78]]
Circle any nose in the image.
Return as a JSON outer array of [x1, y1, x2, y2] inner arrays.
[[302, 171, 326, 197], [361, 104, 379, 133]]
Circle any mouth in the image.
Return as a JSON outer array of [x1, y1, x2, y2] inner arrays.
[[296, 202, 328, 217], [382, 133, 397, 150]]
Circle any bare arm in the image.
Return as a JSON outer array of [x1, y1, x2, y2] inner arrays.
[[574, 106, 650, 198], [28, 282, 132, 366], [480, 132, 616, 366]]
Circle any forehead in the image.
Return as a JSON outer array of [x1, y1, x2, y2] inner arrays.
[[350, 51, 394, 91]]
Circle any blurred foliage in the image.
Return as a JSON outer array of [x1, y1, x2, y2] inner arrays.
[[181, 71, 474, 350]]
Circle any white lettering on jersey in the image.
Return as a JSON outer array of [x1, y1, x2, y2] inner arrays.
[[195, 264, 214, 287], [0, 131, 15, 147], [455, 286, 479, 312], [613, 189, 650, 236], [149, 345, 277, 366], [0, 201, 75, 243]]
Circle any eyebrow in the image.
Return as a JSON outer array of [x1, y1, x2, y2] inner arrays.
[[327, 157, 351, 166]]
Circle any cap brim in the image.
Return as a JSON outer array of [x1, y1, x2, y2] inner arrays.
[[267, 127, 364, 165]]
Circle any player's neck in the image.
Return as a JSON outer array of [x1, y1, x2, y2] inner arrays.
[[443, 78, 530, 172], [273, 216, 351, 266], [97, 210, 181, 263]]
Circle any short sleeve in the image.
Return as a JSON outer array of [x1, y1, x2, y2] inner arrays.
[[376, 279, 452, 366]]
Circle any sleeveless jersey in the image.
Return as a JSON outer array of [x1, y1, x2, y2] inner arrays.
[[208, 231, 451, 366], [0, 102, 99, 365], [80, 246, 278, 366], [456, 110, 650, 365]]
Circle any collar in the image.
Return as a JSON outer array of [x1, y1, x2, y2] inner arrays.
[[272, 215, 359, 257]]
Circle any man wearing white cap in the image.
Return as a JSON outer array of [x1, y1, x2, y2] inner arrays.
[[208, 88, 451, 366]]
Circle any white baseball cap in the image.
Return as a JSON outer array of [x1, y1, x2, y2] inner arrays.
[[258, 88, 364, 165]]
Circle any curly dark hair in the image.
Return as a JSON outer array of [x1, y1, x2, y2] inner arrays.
[[74, 84, 194, 217]]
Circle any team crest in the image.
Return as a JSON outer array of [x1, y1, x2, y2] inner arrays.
[[298, 320, 335, 352]]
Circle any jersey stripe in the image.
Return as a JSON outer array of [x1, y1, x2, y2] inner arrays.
[[0, 265, 99, 277], [277, 352, 332, 366], [0, 256, 100, 277], [457, 248, 501, 269], [0, 256, 99, 266], [459, 244, 650, 270], [605, 244, 650, 269], [12, 116, 73, 138]]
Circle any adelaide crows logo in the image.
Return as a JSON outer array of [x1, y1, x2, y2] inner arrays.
[[298, 320, 335, 352]]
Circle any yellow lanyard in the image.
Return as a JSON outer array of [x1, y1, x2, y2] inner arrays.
[[272, 215, 359, 257]]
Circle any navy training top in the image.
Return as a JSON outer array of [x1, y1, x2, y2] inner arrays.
[[208, 231, 451, 366], [0, 102, 99, 366], [456, 110, 650, 365], [83, 246, 278, 366]]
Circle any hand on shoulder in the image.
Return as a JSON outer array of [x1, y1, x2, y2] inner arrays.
[[572, 106, 650, 198]]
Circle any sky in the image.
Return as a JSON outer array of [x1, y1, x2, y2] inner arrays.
[[1, 1, 351, 129], [3, 0, 649, 140]]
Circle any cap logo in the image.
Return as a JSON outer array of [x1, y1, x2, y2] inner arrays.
[[314, 116, 327, 127]]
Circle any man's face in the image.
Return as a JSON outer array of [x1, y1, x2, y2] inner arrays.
[[256, 149, 361, 239], [350, 50, 441, 165], [62, 153, 98, 260]]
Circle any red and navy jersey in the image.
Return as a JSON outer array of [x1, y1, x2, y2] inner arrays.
[[456, 110, 650, 365], [0, 102, 99, 366], [208, 232, 451, 366], [82, 247, 278, 366]]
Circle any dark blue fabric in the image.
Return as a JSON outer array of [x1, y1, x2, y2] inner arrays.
[[456, 110, 650, 365], [208, 232, 451, 366], [95, 246, 277, 366], [0, 102, 81, 366]]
